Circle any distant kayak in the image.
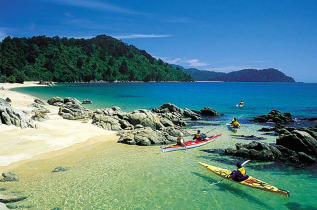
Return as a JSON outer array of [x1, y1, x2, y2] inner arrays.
[[227, 123, 239, 133], [198, 162, 290, 197], [161, 134, 221, 153], [236, 104, 243, 107]]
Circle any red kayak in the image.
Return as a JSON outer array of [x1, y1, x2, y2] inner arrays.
[[160, 134, 222, 153]]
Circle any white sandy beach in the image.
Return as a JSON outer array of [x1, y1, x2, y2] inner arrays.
[[0, 82, 117, 168]]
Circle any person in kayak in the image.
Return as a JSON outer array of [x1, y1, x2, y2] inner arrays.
[[229, 161, 249, 182], [239, 101, 244, 106], [230, 118, 241, 128], [177, 133, 186, 147], [193, 130, 206, 141]]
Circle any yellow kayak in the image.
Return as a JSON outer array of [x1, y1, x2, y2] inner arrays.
[[198, 162, 290, 197]]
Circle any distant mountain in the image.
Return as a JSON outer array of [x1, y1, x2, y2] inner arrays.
[[172, 65, 295, 82], [0, 35, 193, 83]]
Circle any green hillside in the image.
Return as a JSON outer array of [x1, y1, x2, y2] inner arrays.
[[0, 35, 193, 83]]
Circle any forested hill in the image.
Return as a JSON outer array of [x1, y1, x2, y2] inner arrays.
[[173, 65, 295, 82], [0, 35, 193, 83]]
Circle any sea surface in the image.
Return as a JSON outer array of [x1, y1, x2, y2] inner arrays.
[[11, 82, 317, 209]]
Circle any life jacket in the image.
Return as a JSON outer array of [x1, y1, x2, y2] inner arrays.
[[238, 167, 246, 176], [233, 121, 240, 127], [195, 134, 201, 139], [240, 102, 244, 105]]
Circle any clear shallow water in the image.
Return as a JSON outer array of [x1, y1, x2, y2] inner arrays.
[[10, 82, 317, 209]]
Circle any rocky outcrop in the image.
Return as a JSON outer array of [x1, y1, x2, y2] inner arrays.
[[0, 192, 27, 203], [200, 107, 223, 116], [52, 97, 92, 120], [39, 80, 54, 86], [0, 98, 37, 128], [253, 110, 293, 124], [118, 127, 176, 146], [225, 126, 317, 164], [0, 172, 19, 182], [47, 97, 64, 106], [5, 98, 11, 103], [83, 99, 93, 104]]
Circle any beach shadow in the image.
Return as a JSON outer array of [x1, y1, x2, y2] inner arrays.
[[191, 172, 275, 210]]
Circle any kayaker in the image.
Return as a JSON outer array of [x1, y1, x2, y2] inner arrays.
[[239, 101, 244, 106], [177, 133, 186, 147], [230, 118, 241, 128], [193, 130, 206, 141], [229, 161, 249, 182]]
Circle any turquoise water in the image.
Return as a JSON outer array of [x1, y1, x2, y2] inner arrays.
[[12, 82, 317, 209], [15, 82, 317, 118]]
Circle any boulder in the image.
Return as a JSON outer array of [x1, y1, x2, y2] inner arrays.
[[58, 102, 91, 120], [0, 193, 27, 203], [200, 107, 223, 116], [47, 97, 64, 106], [127, 109, 164, 130], [82, 99, 93, 104], [0, 103, 36, 129], [52, 166, 69, 173], [253, 110, 293, 124], [0, 172, 19, 182], [152, 103, 184, 115], [39, 80, 54, 86], [118, 127, 175, 146], [34, 98, 46, 105], [92, 114, 122, 131], [5, 98, 11, 103]]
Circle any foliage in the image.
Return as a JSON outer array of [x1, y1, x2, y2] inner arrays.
[[0, 35, 193, 83], [172, 65, 295, 82]]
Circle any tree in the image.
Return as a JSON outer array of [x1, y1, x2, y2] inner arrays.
[[119, 60, 128, 74]]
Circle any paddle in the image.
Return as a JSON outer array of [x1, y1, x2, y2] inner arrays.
[[210, 160, 250, 185]]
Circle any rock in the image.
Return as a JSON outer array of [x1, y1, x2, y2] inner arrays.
[[297, 152, 317, 163], [253, 110, 293, 124], [200, 107, 223, 116], [47, 97, 64, 106], [276, 130, 317, 157], [82, 99, 93, 104], [0, 193, 27, 203], [190, 115, 201, 120], [32, 111, 49, 122], [39, 80, 54, 86], [152, 103, 184, 115], [58, 100, 91, 120], [52, 166, 69, 173], [0, 104, 36, 128], [0, 172, 19, 182], [258, 127, 275, 132], [127, 109, 164, 130], [5, 98, 11, 103], [0, 202, 8, 210], [118, 127, 175, 146], [135, 124, 144, 129], [92, 114, 122, 131], [34, 98, 46, 105], [159, 113, 186, 127]]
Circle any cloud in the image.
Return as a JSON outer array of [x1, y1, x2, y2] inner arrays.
[[186, 59, 208, 67], [114, 34, 172, 39], [42, 0, 141, 15]]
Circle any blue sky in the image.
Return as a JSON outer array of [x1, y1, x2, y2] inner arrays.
[[1, 0, 317, 82]]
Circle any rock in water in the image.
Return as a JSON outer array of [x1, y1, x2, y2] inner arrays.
[[253, 110, 293, 124], [200, 107, 223, 116], [0, 172, 19, 182], [52, 166, 69, 173], [47, 97, 64, 106], [82, 99, 93, 104]]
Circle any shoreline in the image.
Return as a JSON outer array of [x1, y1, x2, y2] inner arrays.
[[0, 82, 118, 169]]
